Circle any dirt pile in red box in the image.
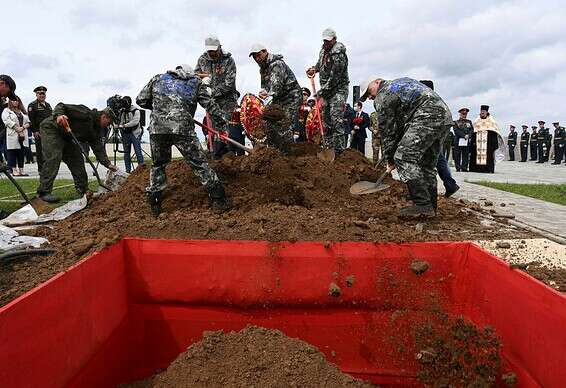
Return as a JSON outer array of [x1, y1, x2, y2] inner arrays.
[[1, 144, 531, 306], [124, 325, 374, 388]]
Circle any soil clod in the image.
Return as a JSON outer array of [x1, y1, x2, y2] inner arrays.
[[328, 282, 342, 297], [411, 260, 431, 275]]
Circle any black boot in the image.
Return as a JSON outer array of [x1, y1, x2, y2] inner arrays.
[[207, 183, 233, 213], [147, 191, 163, 217], [429, 184, 438, 212], [399, 180, 435, 218]]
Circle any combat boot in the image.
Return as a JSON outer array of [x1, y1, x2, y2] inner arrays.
[[399, 180, 435, 218], [207, 183, 234, 213], [147, 191, 163, 217], [39, 193, 60, 203]]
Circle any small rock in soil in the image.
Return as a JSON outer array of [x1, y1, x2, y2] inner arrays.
[[328, 282, 342, 297], [345, 275, 355, 287], [484, 201, 494, 206], [410, 260, 430, 275], [496, 241, 512, 249], [502, 372, 518, 387]]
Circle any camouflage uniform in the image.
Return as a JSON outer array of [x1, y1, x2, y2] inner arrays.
[[369, 111, 381, 162], [373, 78, 453, 208], [314, 41, 349, 154], [37, 103, 111, 196], [195, 50, 238, 130], [136, 67, 226, 198], [260, 53, 301, 146]]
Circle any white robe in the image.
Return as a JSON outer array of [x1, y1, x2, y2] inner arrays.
[[473, 115, 505, 165]]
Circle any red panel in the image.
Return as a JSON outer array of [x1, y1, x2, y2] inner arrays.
[[0, 242, 128, 388], [1, 239, 565, 388]]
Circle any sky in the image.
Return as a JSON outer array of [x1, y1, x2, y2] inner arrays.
[[3, 0, 566, 135]]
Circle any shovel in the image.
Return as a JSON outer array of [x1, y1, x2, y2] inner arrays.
[[194, 119, 254, 154], [308, 76, 336, 162], [1, 169, 54, 215], [65, 127, 112, 192], [350, 169, 390, 195]]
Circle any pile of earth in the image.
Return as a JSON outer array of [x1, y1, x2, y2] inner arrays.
[[124, 326, 374, 388], [1, 144, 531, 306]]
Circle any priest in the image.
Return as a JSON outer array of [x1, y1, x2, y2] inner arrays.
[[469, 105, 505, 173]]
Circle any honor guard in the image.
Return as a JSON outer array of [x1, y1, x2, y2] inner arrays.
[[551, 122, 565, 165], [519, 125, 529, 162], [507, 125, 517, 161]]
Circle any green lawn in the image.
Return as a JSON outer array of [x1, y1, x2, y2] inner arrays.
[[470, 181, 566, 206], [0, 178, 99, 214]]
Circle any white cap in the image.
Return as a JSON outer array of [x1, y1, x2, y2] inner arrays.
[[175, 64, 194, 75], [322, 28, 337, 41], [205, 35, 220, 51], [249, 43, 267, 56], [359, 76, 379, 101]]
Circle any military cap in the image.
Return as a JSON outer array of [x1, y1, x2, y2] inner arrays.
[[531, 126, 537, 129], [458, 107, 470, 113], [249, 43, 267, 56], [33, 86, 47, 93], [359, 75, 379, 102], [101, 107, 117, 123], [553, 122, 559, 125], [205, 35, 220, 51], [0, 74, 17, 101], [538, 120, 545, 125], [509, 125, 516, 129], [322, 28, 337, 40], [521, 125, 528, 129], [301, 87, 311, 97], [480, 105, 489, 111]]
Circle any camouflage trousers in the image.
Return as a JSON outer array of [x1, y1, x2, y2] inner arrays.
[[147, 133, 220, 194], [372, 136, 382, 163], [393, 108, 450, 193], [271, 90, 301, 146], [321, 92, 347, 154]]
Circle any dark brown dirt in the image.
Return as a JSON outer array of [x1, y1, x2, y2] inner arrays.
[[523, 263, 566, 292], [124, 325, 374, 388], [0, 145, 532, 307], [414, 315, 501, 387], [410, 260, 430, 275]]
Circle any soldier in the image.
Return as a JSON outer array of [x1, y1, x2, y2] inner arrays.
[[36, 104, 118, 203], [507, 125, 517, 161], [195, 35, 238, 133], [369, 111, 381, 163], [136, 64, 232, 216], [529, 126, 538, 161], [551, 122, 565, 165], [306, 28, 349, 155], [453, 108, 473, 172], [537, 120, 550, 163], [360, 76, 453, 218], [519, 125, 530, 162], [27, 86, 52, 174], [249, 43, 301, 151]]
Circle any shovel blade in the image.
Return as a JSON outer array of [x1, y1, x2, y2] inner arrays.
[[317, 148, 336, 162], [350, 181, 390, 195], [29, 198, 56, 216]]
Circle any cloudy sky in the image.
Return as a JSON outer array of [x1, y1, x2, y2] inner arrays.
[[3, 0, 566, 135]]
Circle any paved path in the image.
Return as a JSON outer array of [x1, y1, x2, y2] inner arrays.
[[445, 161, 566, 240]]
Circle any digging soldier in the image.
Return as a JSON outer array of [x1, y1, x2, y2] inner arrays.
[[136, 64, 232, 216], [360, 77, 453, 218], [36, 104, 118, 203], [519, 125, 529, 162], [249, 43, 301, 152], [195, 35, 239, 138], [529, 126, 538, 161], [551, 122, 565, 165], [27, 86, 52, 174], [306, 28, 349, 155]]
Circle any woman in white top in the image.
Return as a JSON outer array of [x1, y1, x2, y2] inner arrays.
[[2, 96, 30, 176]]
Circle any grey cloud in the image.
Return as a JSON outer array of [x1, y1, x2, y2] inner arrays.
[[91, 79, 132, 91], [57, 73, 75, 84], [0, 50, 59, 78], [69, 3, 140, 29]]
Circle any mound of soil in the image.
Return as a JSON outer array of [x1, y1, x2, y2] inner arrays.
[[0, 145, 531, 306], [125, 326, 374, 388]]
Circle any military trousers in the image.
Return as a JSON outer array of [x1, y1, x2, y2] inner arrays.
[[520, 143, 528, 162], [554, 143, 564, 164], [37, 125, 89, 195], [147, 133, 220, 194], [529, 141, 538, 160], [321, 92, 347, 154], [393, 108, 450, 197]]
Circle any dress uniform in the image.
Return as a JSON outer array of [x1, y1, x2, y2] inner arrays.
[[551, 122, 565, 165], [507, 125, 517, 161], [27, 86, 52, 173], [519, 125, 529, 162]]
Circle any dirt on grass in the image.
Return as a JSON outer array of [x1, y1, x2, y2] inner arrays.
[[123, 325, 374, 388], [0, 144, 532, 307]]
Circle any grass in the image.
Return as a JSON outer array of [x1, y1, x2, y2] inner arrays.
[[0, 178, 99, 214], [470, 181, 566, 206]]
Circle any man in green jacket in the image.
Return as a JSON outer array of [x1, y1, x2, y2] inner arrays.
[[36, 103, 117, 203]]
